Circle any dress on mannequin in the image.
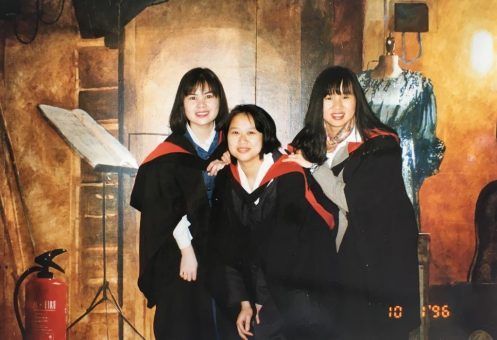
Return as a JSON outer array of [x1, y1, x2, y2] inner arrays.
[[357, 36, 445, 223]]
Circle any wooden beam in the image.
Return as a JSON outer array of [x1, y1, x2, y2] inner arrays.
[[0, 104, 35, 276]]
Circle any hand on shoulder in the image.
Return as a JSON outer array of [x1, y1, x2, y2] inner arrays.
[[207, 151, 231, 176], [283, 150, 315, 169]]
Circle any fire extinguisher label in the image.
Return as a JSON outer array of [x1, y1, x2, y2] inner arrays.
[[25, 278, 67, 339], [44, 300, 56, 310], [31, 300, 57, 311]]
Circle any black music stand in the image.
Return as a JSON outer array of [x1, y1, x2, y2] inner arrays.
[[38, 104, 144, 339]]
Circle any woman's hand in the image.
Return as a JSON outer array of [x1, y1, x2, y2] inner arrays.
[[179, 245, 197, 281], [236, 301, 254, 340], [221, 150, 231, 164], [207, 151, 231, 176], [254, 304, 262, 325], [283, 151, 313, 168]]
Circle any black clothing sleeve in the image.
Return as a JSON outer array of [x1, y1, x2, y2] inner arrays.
[[207, 169, 251, 307], [131, 153, 211, 307], [131, 159, 185, 306], [262, 173, 337, 290], [208, 168, 337, 310], [339, 136, 420, 332]]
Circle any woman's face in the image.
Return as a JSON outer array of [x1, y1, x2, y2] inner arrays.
[[322, 86, 356, 135], [227, 113, 263, 165], [183, 84, 220, 130]]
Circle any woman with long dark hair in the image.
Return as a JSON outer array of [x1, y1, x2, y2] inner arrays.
[[286, 66, 420, 339], [208, 104, 338, 340], [130, 67, 229, 339]]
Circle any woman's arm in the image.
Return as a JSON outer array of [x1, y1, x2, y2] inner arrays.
[[206, 151, 231, 176], [172, 216, 199, 281], [172, 215, 193, 249]]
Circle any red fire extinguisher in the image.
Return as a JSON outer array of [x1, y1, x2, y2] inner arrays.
[[14, 249, 68, 340]]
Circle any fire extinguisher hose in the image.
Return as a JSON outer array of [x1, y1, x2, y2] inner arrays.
[[14, 266, 42, 338]]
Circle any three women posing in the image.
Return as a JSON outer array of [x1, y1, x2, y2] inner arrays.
[[131, 65, 420, 339]]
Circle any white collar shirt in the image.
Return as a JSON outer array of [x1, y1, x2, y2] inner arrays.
[[186, 123, 216, 152], [238, 153, 274, 194]]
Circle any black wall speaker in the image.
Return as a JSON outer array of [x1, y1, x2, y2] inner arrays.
[[0, 0, 21, 20], [73, 0, 168, 46], [394, 3, 429, 32]]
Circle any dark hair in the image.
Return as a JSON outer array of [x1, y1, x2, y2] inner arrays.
[[225, 104, 281, 160], [293, 66, 396, 164], [169, 68, 229, 134]]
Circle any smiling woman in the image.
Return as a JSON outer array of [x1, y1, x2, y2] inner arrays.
[[130, 67, 229, 339], [183, 86, 220, 135], [226, 106, 279, 191], [322, 86, 357, 152], [208, 104, 338, 340], [227, 113, 263, 171], [288, 66, 420, 339]]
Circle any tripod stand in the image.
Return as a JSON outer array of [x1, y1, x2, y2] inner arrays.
[[67, 173, 144, 339]]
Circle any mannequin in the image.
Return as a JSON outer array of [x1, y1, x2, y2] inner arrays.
[[357, 35, 445, 224], [371, 34, 403, 79]]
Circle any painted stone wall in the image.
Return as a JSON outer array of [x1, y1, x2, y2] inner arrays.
[[0, 3, 125, 339], [363, 0, 497, 284], [0, 3, 81, 339], [125, 0, 338, 163]]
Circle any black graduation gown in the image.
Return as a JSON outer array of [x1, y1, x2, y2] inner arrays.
[[208, 152, 338, 339], [333, 135, 420, 339], [130, 133, 226, 339]]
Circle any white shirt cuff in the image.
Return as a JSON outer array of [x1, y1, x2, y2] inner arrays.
[[172, 215, 193, 249]]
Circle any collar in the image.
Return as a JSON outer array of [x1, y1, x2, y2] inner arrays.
[[347, 128, 399, 155], [230, 153, 335, 229], [326, 127, 362, 168], [141, 140, 191, 165], [237, 153, 274, 194], [186, 123, 216, 152]]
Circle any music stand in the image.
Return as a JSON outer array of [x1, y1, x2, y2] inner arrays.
[[38, 105, 144, 339]]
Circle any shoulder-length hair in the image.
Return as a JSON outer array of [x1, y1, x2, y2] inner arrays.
[[169, 67, 229, 134], [225, 104, 281, 160], [294, 66, 396, 164]]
